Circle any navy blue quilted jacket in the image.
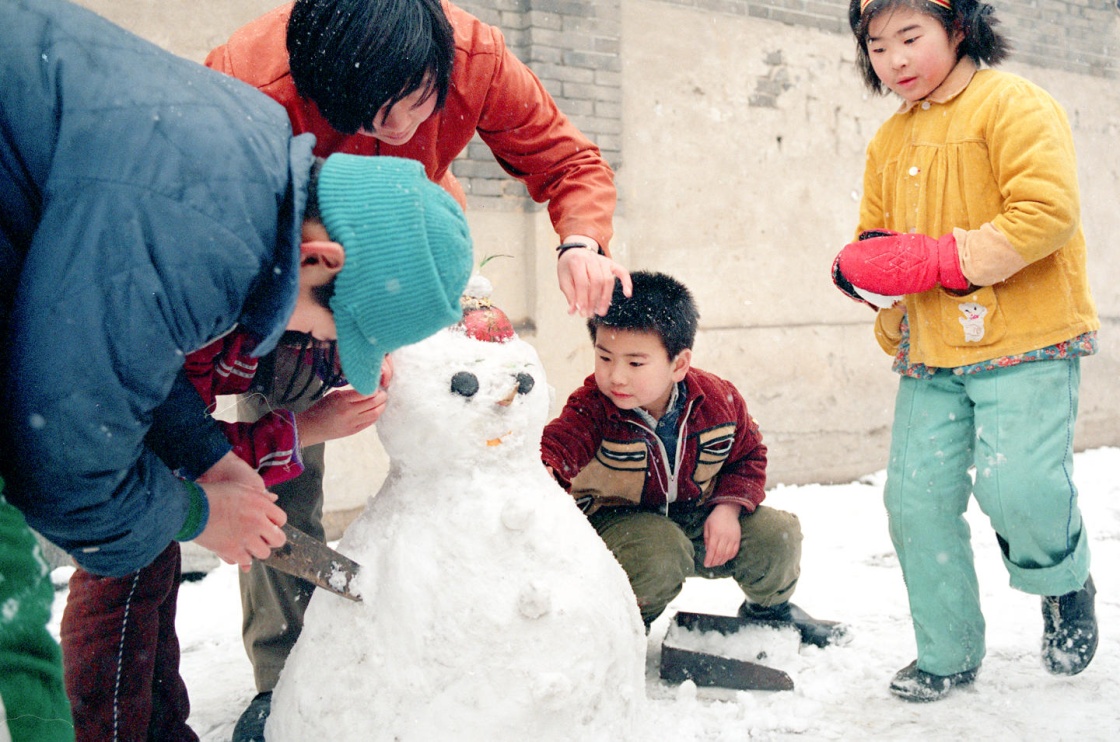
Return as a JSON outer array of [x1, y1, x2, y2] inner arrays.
[[0, 0, 314, 576]]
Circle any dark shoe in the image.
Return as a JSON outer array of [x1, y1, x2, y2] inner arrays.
[[232, 691, 272, 742], [1042, 575, 1098, 676], [889, 660, 978, 702], [737, 601, 849, 648]]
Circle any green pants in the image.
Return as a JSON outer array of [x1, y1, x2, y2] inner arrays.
[[589, 504, 802, 626], [0, 479, 74, 741], [886, 359, 1090, 676]]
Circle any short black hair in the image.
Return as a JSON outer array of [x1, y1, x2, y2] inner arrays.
[[849, 0, 1010, 95], [587, 271, 699, 360], [303, 156, 326, 223], [287, 0, 455, 135], [302, 156, 336, 309]]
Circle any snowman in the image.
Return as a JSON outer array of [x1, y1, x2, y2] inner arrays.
[[266, 276, 647, 742]]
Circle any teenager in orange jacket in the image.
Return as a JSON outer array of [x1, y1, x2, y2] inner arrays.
[[205, 0, 625, 300], [205, 2, 630, 737]]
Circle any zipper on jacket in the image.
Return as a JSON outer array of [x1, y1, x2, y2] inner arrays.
[[625, 397, 695, 515]]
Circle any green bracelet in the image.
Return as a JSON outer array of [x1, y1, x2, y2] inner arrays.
[[175, 480, 210, 541]]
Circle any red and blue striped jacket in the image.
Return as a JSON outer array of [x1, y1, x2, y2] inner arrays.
[[184, 333, 302, 488]]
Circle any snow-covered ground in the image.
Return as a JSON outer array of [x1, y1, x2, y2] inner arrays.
[[49, 446, 1120, 740]]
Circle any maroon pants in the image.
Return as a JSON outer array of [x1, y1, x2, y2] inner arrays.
[[60, 541, 198, 742]]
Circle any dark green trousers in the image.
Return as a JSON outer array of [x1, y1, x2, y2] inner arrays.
[[239, 443, 325, 692], [589, 504, 802, 626]]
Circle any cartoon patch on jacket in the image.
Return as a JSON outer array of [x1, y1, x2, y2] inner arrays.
[[958, 301, 988, 343]]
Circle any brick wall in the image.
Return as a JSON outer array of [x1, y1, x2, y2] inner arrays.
[[453, 0, 1117, 210], [455, 0, 622, 211], [638, 1, 1118, 76], [694, 1, 1119, 77]]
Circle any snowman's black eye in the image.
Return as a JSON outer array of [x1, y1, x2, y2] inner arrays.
[[450, 371, 479, 397], [515, 372, 535, 395]]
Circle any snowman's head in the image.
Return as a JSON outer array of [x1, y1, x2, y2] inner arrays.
[[376, 326, 551, 465]]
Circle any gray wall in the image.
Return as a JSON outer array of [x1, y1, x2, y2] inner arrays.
[[72, 1, 1120, 509], [613, 0, 1120, 486]]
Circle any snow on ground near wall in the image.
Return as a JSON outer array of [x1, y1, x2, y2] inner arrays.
[[50, 447, 1120, 741]]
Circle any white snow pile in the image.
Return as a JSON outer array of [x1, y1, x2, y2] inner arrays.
[[50, 444, 1120, 741]]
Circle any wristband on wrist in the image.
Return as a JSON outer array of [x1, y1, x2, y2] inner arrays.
[[175, 480, 210, 542], [556, 242, 604, 258]]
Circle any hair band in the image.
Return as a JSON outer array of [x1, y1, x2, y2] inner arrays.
[[860, 0, 952, 14]]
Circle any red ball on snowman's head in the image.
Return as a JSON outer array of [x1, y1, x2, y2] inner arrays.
[[459, 275, 515, 343]]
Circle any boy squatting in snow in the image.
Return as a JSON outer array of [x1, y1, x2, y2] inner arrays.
[[540, 271, 846, 645], [0, 1, 473, 738], [832, 0, 1100, 702]]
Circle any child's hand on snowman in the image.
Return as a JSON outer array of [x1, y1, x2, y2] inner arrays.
[[296, 357, 393, 446]]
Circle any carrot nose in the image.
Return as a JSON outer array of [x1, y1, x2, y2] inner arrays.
[[497, 385, 518, 407]]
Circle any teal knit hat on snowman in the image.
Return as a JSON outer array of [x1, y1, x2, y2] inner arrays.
[[317, 154, 473, 394]]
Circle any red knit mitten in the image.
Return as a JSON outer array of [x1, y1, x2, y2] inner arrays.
[[837, 230, 969, 295]]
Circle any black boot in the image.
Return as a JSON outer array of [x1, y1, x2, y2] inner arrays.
[[889, 660, 978, 702], [737, 601, 849, 648], [1042, 575, 1098, 676], [232, 691, 272, 742]]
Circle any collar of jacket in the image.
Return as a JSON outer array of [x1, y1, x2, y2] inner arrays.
[[602, 369, 706, 424], [896, 57, 977, 114]]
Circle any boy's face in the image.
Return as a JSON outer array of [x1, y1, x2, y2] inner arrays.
[[287, 221, 344, 341], [593, 328, 691, 421], [358, 82, 439, 146]]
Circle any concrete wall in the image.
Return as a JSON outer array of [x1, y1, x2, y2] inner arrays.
[[616, 0, 1120, 486], [70, 1, 1120, 524]]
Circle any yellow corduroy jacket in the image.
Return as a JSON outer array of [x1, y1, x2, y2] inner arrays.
[[860, 60, 1099, 368]]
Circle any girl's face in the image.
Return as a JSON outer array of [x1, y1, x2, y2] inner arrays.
[[866, 6, 962, 102]]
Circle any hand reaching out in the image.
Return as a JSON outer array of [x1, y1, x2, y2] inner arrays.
[[556, 236, 632, 317], [296, 356, 394, 447], [702, 502, 743, 568]]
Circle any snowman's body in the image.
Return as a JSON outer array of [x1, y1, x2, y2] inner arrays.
[[267, 321, 646, 741]]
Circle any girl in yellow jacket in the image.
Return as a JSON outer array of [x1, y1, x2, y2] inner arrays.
[[833, 0, 1100, 702]]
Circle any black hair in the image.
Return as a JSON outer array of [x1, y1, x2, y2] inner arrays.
[[302, 156, 336, 310], [587, 271, 699, 360], [849, 0, 1010, 95], [303, 156, 326, 223], [287, 0, 455, 135], [310, 281, 336, 310]]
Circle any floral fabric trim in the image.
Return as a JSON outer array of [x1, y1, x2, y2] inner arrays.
[[892, 315, 1098, 379]]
